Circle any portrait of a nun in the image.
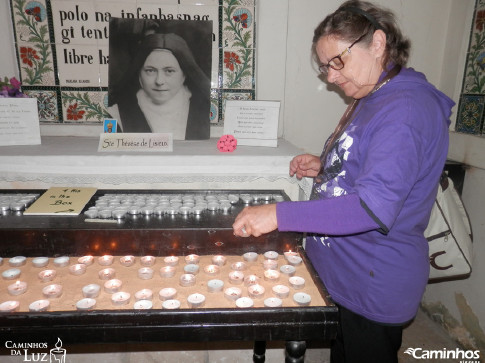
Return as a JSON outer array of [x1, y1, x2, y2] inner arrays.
[[108, 21, 212, 140]]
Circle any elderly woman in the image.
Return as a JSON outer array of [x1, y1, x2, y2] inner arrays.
[[233, 1, 454, 361], [109, 33, 210, 140]]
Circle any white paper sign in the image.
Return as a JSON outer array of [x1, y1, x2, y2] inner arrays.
[[223, 100, 280, 147], [98, 133, 173, 152], [0, 98, 40, 146]]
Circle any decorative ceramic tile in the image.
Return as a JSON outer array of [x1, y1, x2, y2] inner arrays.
[[455, 94, 485, 134], [221, 90, 254, 120], [456, 0, 485, 135], [15, 41, 56, 86], [24, 90, 59, 122], [61, 90, 110, 123], [222, 47, 254, 89], [10, 0, 257, 127], [210, 90, 219, 123], [222, 3, 255, 49], [461, 0, 485, 94]]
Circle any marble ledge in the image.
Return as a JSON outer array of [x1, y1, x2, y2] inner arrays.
[[0, 137, 313, 198]]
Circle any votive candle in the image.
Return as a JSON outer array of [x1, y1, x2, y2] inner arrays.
[[120, 255, 135, 267]]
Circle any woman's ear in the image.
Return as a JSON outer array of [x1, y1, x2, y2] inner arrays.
[[372, 29, 387, 58]]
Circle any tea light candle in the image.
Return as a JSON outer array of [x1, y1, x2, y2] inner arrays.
[[53, 256, 70, 267], [224, 287, 242, 301], [38, 269, 56, 282], [293, 292, 312, 306], [29, 299, 50, 312], [162, 299, 181, 310], [164, 256, 179, 266], [159, 266, 176, 278], [248, 284, 265, 299], [111, 291, 131, 306], [138, 267, 154, 280], [187, 293, 205, 308], [264, 269, 280, 282], [8, 256, 26, 267], [231, 262, 247, 271], [244, 274, 260, 286], [289, 276, 306, 289], [228, 271, 245, 285], [243, 252, 258, 262], [287, 255, 303, 266], [134, 300, 153, 310], [8, 281, 27, 296], [69, 263, 87, 276], [140, 255, 156, 266], [263, 259, 278, 270], [263, 251, 278, 260], [211, 255, 227, 266], [99, 268, 116, 280], [272, 284, 290, 299], [0, 300, 20, 313], [119, 255, 135, 267], [280, 265, 296, 277], [78, 255, 94, 266], [32, 257, 49, 268], [98, 255, 114, 266], [159, 287, 177, 301], [104, 279, 122, 293], [42, 284, 63, 298], [236, 297, 254, 308], [2, 268, 21, 280], [76, 298, 96, 310], [203, 264, 220, 276], [207, 279, 224, 293], [179, 273, 196, 287], [264, 297, 283, 308], [184, 264, 199, 275], [284, 250, 298, 260], [184, 254, 200, 264], [82, 284, 101, 298], [134, 288, 153, 301]]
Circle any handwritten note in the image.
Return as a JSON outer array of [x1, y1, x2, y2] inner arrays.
[[223, 100, 280, 147], [24, 187, 97, 215], [98, 133, 173, 152], [0, 98, 40, 146]]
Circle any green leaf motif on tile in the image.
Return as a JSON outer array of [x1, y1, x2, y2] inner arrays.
[[223, 0, 253, 89], [14, 0, 53, 86], [62, 92, 110, 122]]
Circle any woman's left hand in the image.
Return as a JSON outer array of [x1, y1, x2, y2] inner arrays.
[[232, 204, 278, 237]]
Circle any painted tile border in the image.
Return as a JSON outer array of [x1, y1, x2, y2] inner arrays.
[[456, 0, 485, 135], [9, 0, 256, 128]]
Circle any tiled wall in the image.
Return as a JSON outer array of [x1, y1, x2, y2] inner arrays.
[[10, 0, 256, 126], [455, 0, 485, 135]]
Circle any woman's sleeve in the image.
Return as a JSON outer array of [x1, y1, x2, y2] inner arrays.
[[276, 193, 382, 235]]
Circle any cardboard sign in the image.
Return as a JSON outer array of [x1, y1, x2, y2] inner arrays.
[[98, 133, 173, 152], [24, 187, 97, 215]]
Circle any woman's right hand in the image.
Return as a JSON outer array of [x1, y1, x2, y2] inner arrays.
[[289, 154, 321, 179]]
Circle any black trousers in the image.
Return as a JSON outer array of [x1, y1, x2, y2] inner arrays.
[[330, 304, 404, 363]]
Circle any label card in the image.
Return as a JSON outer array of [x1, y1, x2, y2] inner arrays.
[[223, 100, 280, 147], [0, 98, 41, 146], [24, 187, 98, 215], [98, 133, 173, 152]]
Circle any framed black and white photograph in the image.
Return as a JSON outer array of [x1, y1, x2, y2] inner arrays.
[[108, 18, 213, 140]]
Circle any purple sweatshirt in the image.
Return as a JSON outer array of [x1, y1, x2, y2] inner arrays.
[[277, 67, 453, 324]]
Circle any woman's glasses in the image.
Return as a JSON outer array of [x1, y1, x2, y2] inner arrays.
[[319, 32, 367, 75]]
